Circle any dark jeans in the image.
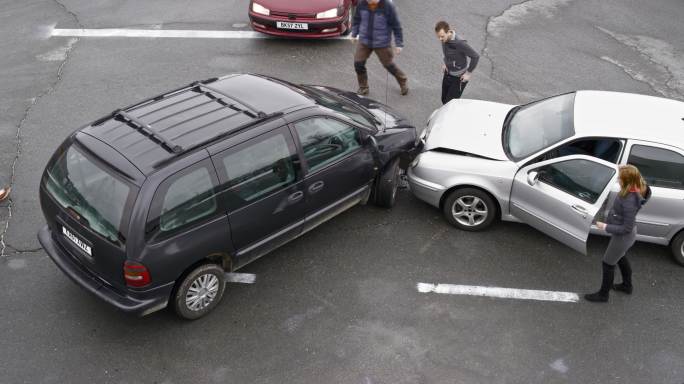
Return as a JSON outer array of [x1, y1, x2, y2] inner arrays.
[[441, 73, 468, 104]]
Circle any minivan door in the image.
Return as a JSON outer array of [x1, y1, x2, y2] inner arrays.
[[212, 126, 306, 266], [509, 155, 618, 255], [290, 116, 376, 233]]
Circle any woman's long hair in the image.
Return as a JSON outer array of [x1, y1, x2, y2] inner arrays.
[[618, 164, 647, 197]]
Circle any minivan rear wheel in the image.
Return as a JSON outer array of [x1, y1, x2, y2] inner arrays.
[[173, 263, 226, 320], [373, 157, 400, 208], [442, 188, 496, 231], [671, 231, 684, 266]]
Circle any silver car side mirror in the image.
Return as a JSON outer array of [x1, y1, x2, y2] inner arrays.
[[527, 171, 539, 186]]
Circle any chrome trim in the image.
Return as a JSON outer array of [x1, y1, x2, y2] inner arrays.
[[237, 218, 305, 256], [636, 220, 669, 227]]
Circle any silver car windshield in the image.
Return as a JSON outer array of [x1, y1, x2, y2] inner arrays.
[[504, 93, 575, 161]]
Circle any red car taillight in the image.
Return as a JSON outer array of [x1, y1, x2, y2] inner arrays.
[[123, 261, 151, 288]]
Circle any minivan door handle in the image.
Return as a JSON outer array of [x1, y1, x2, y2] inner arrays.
[[308, 181, 325, 194], [571, 204, 588, 218], [288, 191, 304, 203]]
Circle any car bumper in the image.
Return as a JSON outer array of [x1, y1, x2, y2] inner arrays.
[[249, 12, 348, 38], [407, 168, 445, 207], [38, 225, 172, 316]]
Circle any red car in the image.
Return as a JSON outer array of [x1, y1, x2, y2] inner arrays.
[[249, 0, 357, 38]]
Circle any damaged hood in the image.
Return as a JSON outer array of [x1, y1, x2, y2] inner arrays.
[[424, 99, 515, 161]]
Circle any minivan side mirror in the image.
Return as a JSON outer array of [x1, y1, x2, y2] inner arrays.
[[360, 130, 378, 149], [527, 171, 539, 186]]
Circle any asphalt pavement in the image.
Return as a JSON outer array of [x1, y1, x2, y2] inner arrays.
[[1, 0, 683, 383]]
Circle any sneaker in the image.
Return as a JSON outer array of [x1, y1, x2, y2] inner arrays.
[[357, 87, 369, 96], [400, 84, 409, 96]]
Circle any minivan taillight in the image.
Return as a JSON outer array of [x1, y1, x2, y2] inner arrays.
[[123, 261, 151, 288]]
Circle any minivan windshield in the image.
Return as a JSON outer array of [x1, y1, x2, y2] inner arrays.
[[43, 145, 135, 244], [504, 93, 576, 161], [299, 85, 378, 128]]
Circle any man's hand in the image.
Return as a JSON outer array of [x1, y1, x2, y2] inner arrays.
[[395, 46, 402, 55], [596, 221, 607, 230], [441, 63, 447, 73], [460, 71, 472, 82]]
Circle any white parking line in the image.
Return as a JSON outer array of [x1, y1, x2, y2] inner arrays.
[[225, 273, 256, 284], [417, 283, 579, 303], [51, 28, 351, 40]]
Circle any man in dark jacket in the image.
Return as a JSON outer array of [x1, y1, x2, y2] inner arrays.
[[351, 0, 408, 96], [435, 21, 480, 104]]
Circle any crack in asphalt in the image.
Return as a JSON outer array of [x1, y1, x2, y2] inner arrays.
[[481, 0, 533, 104], [596, 26, 684, 100], [0, 0, 83, 258], [5, 244, 44, 254]]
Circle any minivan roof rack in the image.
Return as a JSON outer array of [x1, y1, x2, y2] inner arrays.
[[114, 110, 183, 154], [192, 81, 267, 119]]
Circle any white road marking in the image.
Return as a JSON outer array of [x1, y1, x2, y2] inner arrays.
[[224, 273, 256, 284], [416, 283, 579, 303], [52, 28, 266, 39], [51, 28, 351, 40]]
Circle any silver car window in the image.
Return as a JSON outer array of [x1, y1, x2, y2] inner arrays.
[[537, 158, 615, 204], [628, 145, 684, 190], [506, 93, 575, 161]]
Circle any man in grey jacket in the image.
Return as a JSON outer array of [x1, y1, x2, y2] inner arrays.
[[435, 21, 479, 104]]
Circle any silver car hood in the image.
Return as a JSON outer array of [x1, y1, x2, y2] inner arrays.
[[424, 99, 515, 161]]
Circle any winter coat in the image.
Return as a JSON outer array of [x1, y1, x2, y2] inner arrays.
[[351, 0, 404, 48], [605, 186, 652, 235]]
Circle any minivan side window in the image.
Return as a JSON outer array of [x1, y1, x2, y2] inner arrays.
[[147, 162, 219, 237], [216, 129, 299, 211], [537, 159, 615, 204], [627, 145, 684, 190], [293, 117, 361, 173]]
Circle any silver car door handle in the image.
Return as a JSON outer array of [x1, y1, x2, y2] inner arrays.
[[288, 191, 304, 203], [571, 204, 588, 217], [309, 181, 325, 193]]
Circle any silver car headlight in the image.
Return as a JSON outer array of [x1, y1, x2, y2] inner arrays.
[[316, 8, 338, 18], [252, 2, 270, 15], [410, 153, 421, 168]]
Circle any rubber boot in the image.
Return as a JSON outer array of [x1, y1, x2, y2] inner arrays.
[[397, 75, 409, 96], [613, 257, 633, 294], [356, 72, 369, 96], [584, 262, 615, 303]]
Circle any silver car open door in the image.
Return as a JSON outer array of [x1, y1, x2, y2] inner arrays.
[[510, 155, 619, 255]]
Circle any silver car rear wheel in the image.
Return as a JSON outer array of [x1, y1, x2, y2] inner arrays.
[[442, 188, 497, 231]]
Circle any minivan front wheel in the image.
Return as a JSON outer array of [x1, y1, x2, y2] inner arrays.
[[671, 231, 684, 266], [173, 264, 226, 320], [442, 188, 496, 231], [373, 157, 400, 208]]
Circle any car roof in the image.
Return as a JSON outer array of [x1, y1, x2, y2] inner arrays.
[[81, 74, 314, 175], [573, 90, 684, 148]]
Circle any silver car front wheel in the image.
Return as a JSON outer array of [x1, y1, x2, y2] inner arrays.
[[442, 188, 497, 231], [671, 231, 684, 266], [452, 196, 488, 227]]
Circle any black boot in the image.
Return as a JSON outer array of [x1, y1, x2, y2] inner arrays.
[[613, 257, 633, 294], [584, 262, 615, 302]]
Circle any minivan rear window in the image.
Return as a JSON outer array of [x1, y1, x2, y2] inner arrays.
[[43, 145, 135, 244]]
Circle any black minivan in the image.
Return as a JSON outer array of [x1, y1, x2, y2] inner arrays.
[[38, 74, 417, 319]]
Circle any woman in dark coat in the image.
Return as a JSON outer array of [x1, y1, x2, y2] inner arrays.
[[585, 164, 651, 302]]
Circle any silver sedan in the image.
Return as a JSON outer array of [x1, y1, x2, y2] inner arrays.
[[408, 91, 684, 266]]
